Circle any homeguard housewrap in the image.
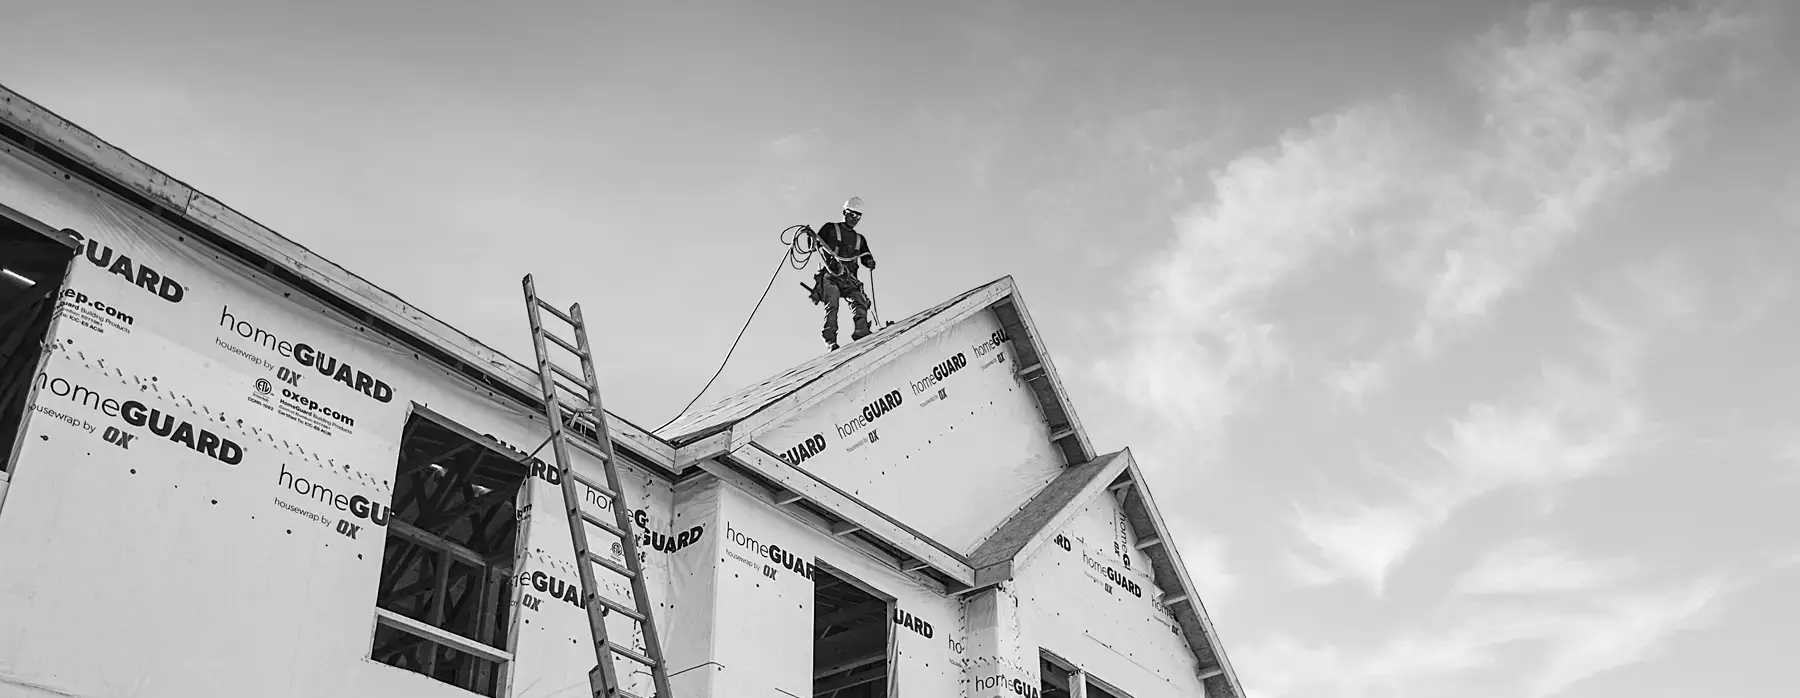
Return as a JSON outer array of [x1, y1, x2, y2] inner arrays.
[[0, 81, 1243, 698]]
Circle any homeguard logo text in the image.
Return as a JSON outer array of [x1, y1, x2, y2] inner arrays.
[[777, 433, 827, 466], [894, 608, 934, 638], [835, 389, 901, 440], [726, 522, 815, 580], [972, 328, 1010, 357], [909, 352, 968, 396], [61, 229, 186, 303], [276, 463, 390, 527], [220, 305, 394, 403], [119, 399, 245, 466]]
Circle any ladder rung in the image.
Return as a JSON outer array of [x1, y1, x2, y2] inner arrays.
[[578, 508, 628, 539], [544, 331, 585, 357], [589, 593, 647, 624], [588, 551, 637, 579], [570, 471, 615, 499], [607, 641, 657, 668], [536, 299, 575, 326], [551, 362, 588, 390]]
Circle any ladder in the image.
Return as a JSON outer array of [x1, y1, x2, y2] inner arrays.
[[521, 274, 674, 698]]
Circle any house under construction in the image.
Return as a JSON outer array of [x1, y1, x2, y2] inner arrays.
[[0, 82, 1244, 698]]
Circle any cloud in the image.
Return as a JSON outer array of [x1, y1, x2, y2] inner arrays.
[[1526, 577, 1728, 697], [1291, 487, 1450, 593], [1095, 0, 1769, 440], [1291, 356, 1649, 592], [1238, 573, 1734, 698], [1092, 99, 1427, 443], [739, 129, 833, 210], [1387, 1, 1763, 347], [1173, 529, 1239, 604], [1455, 537, 1638, 595]]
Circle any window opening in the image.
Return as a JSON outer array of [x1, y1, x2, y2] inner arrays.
[[0, 211, 75, 482], [813, 565, 892, 698], [1040, 655, 1074, 698], [369, 410, 531, 696], [1040, 648, 1133, 698]]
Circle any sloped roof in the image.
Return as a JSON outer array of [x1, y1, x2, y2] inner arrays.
[[658, 279, 999, 444], [967, 450, 1129, 572], [968, 448, 1246, 698], [659, 276, 1096, 468]]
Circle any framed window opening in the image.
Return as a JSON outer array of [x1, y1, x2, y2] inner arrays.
[[0, 203, 78, 509], [1041, 649, 1135, 698], [813, 560, 897, 697], [368, 405, 536, 696]]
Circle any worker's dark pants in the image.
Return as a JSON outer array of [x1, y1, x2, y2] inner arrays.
[[819, 273, 872, 345]]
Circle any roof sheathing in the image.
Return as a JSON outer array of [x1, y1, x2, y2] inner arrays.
[[657, 280, 994, 445], [0, 83, 675, 475], [966, 450, 1127, 574]]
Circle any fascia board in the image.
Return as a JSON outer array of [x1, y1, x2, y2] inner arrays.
[[725, 279, 1016, 451], [995, 283, 1095, 462], [1010, 450, 1133, 572], [1123, 458, 1246, 695], [726, 443, 975, 587], [673, 430, 733, 470], [0, 83, 677, 473]]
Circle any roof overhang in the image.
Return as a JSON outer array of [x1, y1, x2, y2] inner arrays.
[[0, 83, 677, 476], [963, 448, 1246, 697]]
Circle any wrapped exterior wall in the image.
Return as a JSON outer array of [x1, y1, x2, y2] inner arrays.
[[0, 136, 681, 698], [668, 474, 966, 697], [755, 309, 1065, 554], [1011, 491, 1210, 698]]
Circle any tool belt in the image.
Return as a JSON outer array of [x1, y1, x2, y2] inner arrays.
[[805, 267, 862, 305]]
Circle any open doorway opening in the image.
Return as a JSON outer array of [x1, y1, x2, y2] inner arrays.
[[0, 207, 75, 489], [813, 564, 892, 697]]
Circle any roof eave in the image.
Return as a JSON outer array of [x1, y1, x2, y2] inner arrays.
[[0, 82, 677, 474]]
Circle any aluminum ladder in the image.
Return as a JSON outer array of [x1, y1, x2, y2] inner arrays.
[[521, 274, 673, 698]]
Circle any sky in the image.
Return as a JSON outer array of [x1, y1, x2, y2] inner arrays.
[[5, 0, 1799, 695]]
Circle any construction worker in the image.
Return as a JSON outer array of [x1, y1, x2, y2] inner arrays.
[[808, 197, 877, 350]]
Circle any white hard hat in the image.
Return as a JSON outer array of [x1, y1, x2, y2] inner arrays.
[[843, 196, 865, 214]]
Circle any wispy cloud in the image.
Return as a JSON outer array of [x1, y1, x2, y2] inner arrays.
[[1095, 0, 1769, 444], [1239, 570, 1736, 698], [1455, 537, 1638, 595], [1174, 528, 1240, 605], [1092, 99, 1427, 444], [1525, 576, 1729, 697], [739, 129, 834, 211], [1388, 1, 1764, 352], [1284, 245, 1726, 592]]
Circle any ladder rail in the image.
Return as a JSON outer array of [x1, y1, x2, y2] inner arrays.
[[570, 299, 675, 698], [521, 276, 672, 698]]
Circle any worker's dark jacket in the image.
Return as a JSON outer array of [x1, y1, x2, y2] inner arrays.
[[817, 222, 875, 280]]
